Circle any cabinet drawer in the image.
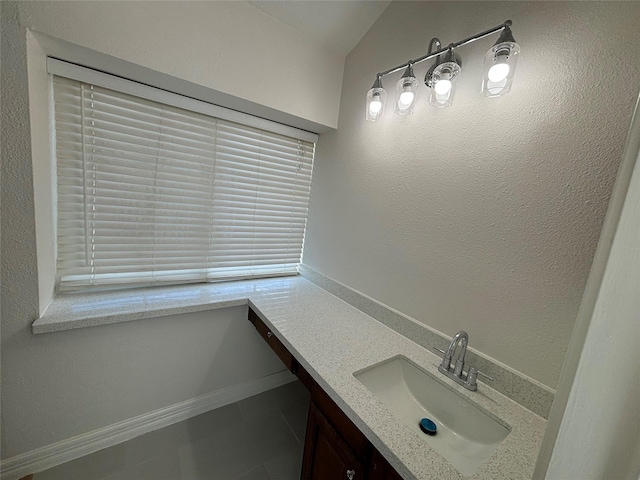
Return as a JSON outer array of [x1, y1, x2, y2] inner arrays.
[[248, 308, 295, 372]]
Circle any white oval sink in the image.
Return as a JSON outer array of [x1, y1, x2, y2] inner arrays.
[[354, 355, 510, 477]]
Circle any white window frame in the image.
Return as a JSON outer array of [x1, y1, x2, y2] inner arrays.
[[25, 33, 324, 315]]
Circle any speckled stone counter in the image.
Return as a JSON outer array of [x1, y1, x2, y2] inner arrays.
[[34, 276, 546, 479]]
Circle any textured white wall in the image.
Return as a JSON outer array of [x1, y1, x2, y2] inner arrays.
[[15, 0, 344, 129], [534, 95, 640, 479], [1, 0, 336, 460], [303, 1, 640, 388], [545, 110, 640, 480]]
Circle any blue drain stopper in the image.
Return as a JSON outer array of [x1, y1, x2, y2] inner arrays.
[[419, 418, 437, 435]]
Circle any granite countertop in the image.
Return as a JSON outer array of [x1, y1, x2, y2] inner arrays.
[[35, 276, 546, 479]]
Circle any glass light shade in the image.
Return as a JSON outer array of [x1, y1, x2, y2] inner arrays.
[[366, 87, 387, 121], [429, 61, 461, 108], [482, 41, 520, 97], [394, 75, 419, 115]]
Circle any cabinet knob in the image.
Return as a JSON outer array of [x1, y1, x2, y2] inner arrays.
[[346, 469, 355, 480], [267, 331, 273, 338]]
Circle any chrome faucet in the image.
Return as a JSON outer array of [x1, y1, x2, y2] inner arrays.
[[433, 330, 493, 391]]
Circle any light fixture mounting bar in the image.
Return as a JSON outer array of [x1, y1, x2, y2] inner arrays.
[[377, 20, 512, 78]]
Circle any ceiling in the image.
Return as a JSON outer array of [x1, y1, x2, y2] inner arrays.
[[247, 0, 392, 56]]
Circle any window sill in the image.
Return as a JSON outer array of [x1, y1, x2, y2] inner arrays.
[[33, 276, 300, 334]]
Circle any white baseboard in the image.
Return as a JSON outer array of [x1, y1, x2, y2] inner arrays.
[[0, 370, 296, 480]]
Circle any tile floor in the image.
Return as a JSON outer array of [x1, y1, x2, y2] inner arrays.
[[35, 381, 310, 480]]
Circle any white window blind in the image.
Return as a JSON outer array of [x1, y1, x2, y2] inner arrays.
[[53, 75, 315, 291]]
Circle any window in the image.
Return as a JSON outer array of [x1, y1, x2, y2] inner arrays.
[[51, 61, 316, 292]]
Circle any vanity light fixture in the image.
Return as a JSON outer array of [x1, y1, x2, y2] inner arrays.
[[365, 20, 519, 121]]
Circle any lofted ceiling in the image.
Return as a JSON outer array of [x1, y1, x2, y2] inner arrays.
[[247, 0, 392, 56]]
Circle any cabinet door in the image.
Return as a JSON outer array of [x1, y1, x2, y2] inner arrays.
[[367, 448, 404, 480], [302, 403, 363, 480]]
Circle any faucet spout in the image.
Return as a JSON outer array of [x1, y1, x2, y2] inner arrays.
[[442, 330, 469, 376], [453, 332, 468, 377]]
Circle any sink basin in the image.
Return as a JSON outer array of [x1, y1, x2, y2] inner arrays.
[[354, 356, 510, 476]]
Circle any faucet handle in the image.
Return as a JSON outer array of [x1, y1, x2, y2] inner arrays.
[[467, 366, 494, 387], [432, 346, 446, 355]]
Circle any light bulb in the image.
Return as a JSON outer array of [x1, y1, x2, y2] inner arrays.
[[488, 63, 510, 83], [434, 80, 452, 95], [366, 82, 386, 121], [399, 91, 414, 107], [429, 58, 460, 108], [394, 65, 418, 115], [369, 99, 382, 114]]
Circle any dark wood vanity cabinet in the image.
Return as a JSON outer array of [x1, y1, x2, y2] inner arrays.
[[248, 307, 403, 480]]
